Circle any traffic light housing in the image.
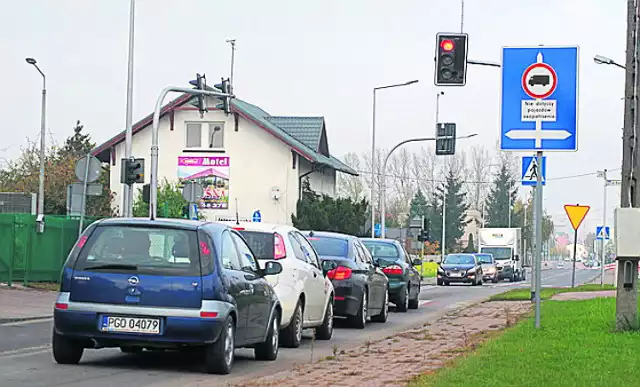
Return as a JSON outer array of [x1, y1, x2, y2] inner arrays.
[[190, 73, 208, 117], [142, 184, 150, 203], [120, 158, 145, 185], [435, 123, 456, 156], [434, 33, 468, 86], [215, 78, 231, 115], [417, 218, 431, 242]]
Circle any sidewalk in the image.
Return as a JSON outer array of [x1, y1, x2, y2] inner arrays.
[[0, 284, 56, 323]]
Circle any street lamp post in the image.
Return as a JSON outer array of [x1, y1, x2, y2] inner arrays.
[[370, 80, 419, 237], [122, 0, 136, 217], [25, 58, 46, 224]]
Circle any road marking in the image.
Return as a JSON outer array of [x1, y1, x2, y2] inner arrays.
[[0, 317, 52, 327], [0, 345, 51, 360], [419, 300, 434, 307]]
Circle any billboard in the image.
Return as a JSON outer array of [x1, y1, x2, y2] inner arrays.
[[177, 156, 230, 210]]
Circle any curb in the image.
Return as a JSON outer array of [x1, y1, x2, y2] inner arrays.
[[0, 315, 52, 324]]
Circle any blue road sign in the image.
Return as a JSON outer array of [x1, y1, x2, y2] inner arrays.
[[596, 226, 610, 240], [374, 223, 382, 237], [252, 210, 262, 222], [189, 204, 199, 220], [521, 156, 546, 186], [500, 46, 579, 152]]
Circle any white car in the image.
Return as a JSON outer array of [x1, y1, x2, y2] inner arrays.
[[220, 221, 335, 348]]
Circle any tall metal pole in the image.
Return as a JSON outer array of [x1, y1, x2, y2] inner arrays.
[[122, 0, 136, 217], [371, 89, 377, 237], [442, 193, 447, 261], [531, 183, 537, 300], [534, 151, 543, 328], [571, 228, 578, 288], [26, 58, 46, 219], [226, 39, 236, 94], [621, 0, 636, 209], [601, 169, 608, 285], [460, 0, 464, 33]]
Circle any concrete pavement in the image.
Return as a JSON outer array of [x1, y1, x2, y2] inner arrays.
[[0, 285, 56, 323]]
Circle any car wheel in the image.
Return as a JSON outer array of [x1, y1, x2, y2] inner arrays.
[[52, 330, 84, 365], [120, 346, 143, 354], [349, 290, 367, 329], [254, 310, 280, 361], [408, 284, 420, 309], [521, 270, 526, 281], [437, 279, 443, 286], [203, 316, 235, 374], [281, 300, 303, 348], [492, 275, 499, 283], [315, 299, 334, 340], [371, 288, 389, 323], [396, 285, 409, 312], [444, 281, 450, 286]]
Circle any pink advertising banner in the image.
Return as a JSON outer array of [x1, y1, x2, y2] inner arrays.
[[177, 156, 230, 210]]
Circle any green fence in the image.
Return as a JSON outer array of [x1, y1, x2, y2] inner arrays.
[[0, 214, 101, 285]]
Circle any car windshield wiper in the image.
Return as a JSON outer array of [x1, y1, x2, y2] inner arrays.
[[84, 263, 138, 271]]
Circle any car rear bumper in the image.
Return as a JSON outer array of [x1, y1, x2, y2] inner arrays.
[[53, 292, 231, 348], [331, 281, 363, 317], [387, 280, 407, 303]]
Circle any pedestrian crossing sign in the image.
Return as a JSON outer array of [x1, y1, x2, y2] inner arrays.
[[521, 156, 546, 186], [596, 226, 610, 240]]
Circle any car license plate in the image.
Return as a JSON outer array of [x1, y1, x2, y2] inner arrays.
[[451, 272, 462, 277], [100, 316, 160, 334]]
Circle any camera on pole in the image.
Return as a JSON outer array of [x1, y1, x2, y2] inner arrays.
[[434, 33, 468, 86], [435, 123, 456, 156], [215, 78, 232, 115], [120, 158, 145, 185]]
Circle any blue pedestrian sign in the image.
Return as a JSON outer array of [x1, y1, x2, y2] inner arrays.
[[596, 226, 610, 240], [374, 223, 382, 237], [521, 156, 546, 186], [500, 46, 579, 152], [252, 210, 262, 223]]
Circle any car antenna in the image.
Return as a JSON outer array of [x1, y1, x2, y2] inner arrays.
[[235, 198, 240, 226]]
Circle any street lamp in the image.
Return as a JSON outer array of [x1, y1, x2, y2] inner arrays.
[[25, 57, 46, 230], [593, 54, 626, 69], [370, 79, 419, 237]]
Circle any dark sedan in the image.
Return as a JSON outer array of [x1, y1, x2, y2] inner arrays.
[[360, 238, 421, 312], [437, 253, 484, 286], [303, 231, 389, 328]]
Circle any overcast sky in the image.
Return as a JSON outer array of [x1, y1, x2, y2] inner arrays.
[[0, 0, 626, 238]]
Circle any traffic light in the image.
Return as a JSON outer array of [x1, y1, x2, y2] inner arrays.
[[142, 184, 150, 203], [214, 78, 231, 115], [120, 158, 145, 185], [435, 123, 456, 156], [417, 218, 431, 242], [190, 73, 208, 117], [434, 33, 468, 86]]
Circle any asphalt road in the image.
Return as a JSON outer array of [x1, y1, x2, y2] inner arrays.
[[0, 267, 599, 387]]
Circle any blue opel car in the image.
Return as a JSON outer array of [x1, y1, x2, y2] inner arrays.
[[52, 218, 283, 374]]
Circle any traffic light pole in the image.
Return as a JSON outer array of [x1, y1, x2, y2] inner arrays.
[[149, 86, 234, 220], [122, 0, 136, 218]]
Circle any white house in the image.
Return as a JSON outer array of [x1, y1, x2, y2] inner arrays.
[[92, 81, 357, 224]]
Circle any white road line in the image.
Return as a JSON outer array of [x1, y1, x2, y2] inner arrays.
[[0, 345, 51, 360], [0, 317, 52, 327], [419, 300, 434, 306]]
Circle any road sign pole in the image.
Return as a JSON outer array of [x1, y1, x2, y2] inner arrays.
[[571, 227, 578, 288], [78, 154, 91, 237], [534, 151, 543, 329], [601, 169, 608, 285]]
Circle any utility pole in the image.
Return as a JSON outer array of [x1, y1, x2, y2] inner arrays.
[[122, 0, 136, 217], [621, 0, 636, 209], [442, 195, 446, 262], [226, 39, 236, 94]]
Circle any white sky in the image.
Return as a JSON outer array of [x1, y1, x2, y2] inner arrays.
[[0, 0, 627, 238]]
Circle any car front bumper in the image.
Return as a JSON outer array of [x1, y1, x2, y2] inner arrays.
[[437, 272, 477, 283]]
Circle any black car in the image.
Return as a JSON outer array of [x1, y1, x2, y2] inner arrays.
[[53, 218, 283, 375], [360, 238, 422, 312], [303, 231, 389, 328], [437, 253, 484, 286]]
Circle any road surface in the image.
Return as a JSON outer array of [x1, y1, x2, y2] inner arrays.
[[0, 267, 598, 387]]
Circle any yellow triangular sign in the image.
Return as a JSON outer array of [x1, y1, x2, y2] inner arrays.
[[564, 204, 590, 230]]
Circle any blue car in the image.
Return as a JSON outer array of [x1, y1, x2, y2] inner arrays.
[[52, 218, 283, 374]]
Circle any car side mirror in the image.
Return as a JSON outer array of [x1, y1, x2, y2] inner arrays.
[[263, 261, 283, 276], [412, 258, 422, 266], [514, 255, 520, 261], [321, 260, 337, 274]]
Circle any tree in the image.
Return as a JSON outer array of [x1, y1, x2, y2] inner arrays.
[[409, 189, 429, 220], [464, 233, 476, 253], [292, 178, 368, 236], [336, 152, 365, 201], [132, 179, 195, 218], [429, 167, 469, 253], [469, 145, 491, 210], [484, 160, 518, 227], [584, 232, 596, 254]]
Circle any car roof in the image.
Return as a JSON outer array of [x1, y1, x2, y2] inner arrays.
[[96, 217, 226, 232], [302, 230, 356, 241], [217, 220, 297, 233], [360, 237, 399, 245]]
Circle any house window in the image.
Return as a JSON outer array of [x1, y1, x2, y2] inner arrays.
[[185, 122, 225, 150]]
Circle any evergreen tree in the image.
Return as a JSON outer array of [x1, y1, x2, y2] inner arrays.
[[409, 189, 429, 219], [484, 162, 518, 227], [428, 169, 469, 253], [464, 233, 476, 253]]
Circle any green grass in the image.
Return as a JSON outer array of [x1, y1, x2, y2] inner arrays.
[[489, 283, 616, 301], [410, 297, 640, 387]]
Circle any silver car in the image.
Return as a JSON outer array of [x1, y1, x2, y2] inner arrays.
[[474, 253, 498, 283]]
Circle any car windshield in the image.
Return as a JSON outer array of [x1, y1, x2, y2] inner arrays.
[[361, 241, 400, 258], [307, 236, 349, 258], [480, 247, 512, 260], [475, 254, 493, 264], [443, 254, 475, 265], [74, 226, 200, 276], [237, 230, 274, 260]]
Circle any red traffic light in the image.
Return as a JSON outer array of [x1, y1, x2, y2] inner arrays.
[[440, 39, 455, 52]]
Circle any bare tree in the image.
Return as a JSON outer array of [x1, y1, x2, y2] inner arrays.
[[336, 152, 366, 201], [411, 146, 441, 198], [388, 148, 416, 226], [361, 148, 385, 220], [469, 145, 492, 210]]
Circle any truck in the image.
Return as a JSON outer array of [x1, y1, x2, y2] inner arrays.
[[477, 228, 525, 282]]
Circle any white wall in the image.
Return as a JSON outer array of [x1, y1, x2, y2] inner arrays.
[[298, 158, 337, 197], [110, 96, 307, 225]]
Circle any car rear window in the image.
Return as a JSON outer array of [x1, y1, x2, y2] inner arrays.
[[307, 236, 349, 258], [362, 241, 400, 258], [237, 230, 274, 260], [475, 254, 493, 264], [74, 226, 201, 276]]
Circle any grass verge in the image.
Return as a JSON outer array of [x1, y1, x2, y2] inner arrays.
[[410, 297, 640, 387], [489, 283, 615, 301]]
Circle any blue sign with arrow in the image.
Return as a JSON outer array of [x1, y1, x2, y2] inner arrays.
[[500, 46, 579, 152], [374, 223, 382, 237], [521, 156, 546, 186], [596, 226, 610, 240], [252, 210, 262, 223]]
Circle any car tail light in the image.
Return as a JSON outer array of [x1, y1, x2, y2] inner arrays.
[[327, 266, 352, 280], [76, 235, 88, 249], [200, 311, 219, 318], [199, 241, 211, 256], [382, 265, 403, 276], [55, 302, 68, 310], [274, 232, 286, 259], [232, 227, 245, 231]]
